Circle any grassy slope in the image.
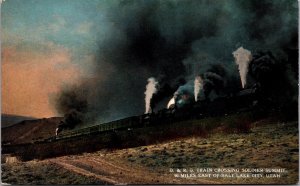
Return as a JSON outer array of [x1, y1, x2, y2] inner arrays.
[[1, 160, 107, 185], [104, 120, 298, 184]]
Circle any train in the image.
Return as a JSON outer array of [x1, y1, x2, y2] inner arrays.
[[49, 88, 258, 142]]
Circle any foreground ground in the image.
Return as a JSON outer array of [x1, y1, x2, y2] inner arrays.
[[2, 119, 298, 184]]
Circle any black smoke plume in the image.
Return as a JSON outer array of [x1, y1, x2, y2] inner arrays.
[[249, 51, 298, 105], [55, 0, 298, 126]]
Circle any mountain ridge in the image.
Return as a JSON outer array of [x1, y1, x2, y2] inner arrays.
[[1, 114, 37, 128]]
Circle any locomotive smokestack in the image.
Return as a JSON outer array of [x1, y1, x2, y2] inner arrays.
[[145, 77, 158, 114], [233, 47, 252, 88]]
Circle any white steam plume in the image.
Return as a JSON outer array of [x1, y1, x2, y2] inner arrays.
[[145, 77, 158, 114], [194, 76, 203, 102], [232, 47, 252, 88]]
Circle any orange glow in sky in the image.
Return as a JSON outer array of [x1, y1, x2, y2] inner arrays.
[[2, 44, 81, 118]]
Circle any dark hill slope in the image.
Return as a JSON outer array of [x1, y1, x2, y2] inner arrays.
[[1, 114, 36, 128], [2, 117, 62, 144]]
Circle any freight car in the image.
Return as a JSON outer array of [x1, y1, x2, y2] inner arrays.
[[49, 88, 258, 142]]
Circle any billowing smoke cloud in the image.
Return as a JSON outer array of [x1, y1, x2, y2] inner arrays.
[[170, 66, 226, 108], [175, 63, 228, 103], [55, 0, 298, 126], [194, 76, 203, 102], [174, 83, 195, 108], [248, 51, 282, 97], [233, 47, 252, 88], [145, 77, 158, 114], [247, 50, 298, 111]]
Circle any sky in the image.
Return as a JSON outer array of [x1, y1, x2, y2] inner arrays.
[[2, 0, 112, 117], [1, 0, 298, 120]]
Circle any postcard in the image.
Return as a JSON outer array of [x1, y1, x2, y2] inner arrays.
[[1, 0, 298, 184]]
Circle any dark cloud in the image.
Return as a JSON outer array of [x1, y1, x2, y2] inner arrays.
[[55, 0, 298, 125]]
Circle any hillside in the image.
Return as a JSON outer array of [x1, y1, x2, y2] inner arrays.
[[1, 114, 36, 128], [2, 117, 62, 144], [2, 119, 298, 184]]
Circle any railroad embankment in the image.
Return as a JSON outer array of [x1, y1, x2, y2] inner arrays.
[[2, 119, 298, 184]]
